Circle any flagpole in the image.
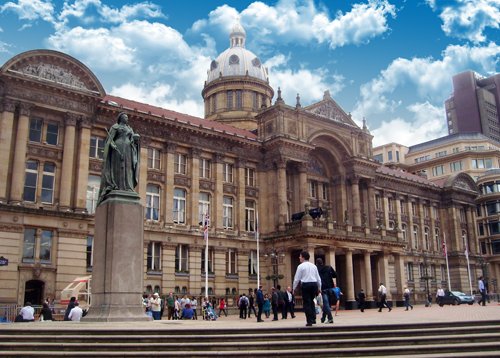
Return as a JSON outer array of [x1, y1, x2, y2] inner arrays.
[[204, 212, 209, 299], [256, 211, 260, 289], [465, 236, 472, 296], [444, 233, 451, 291]]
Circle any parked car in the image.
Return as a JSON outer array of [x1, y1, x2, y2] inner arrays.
[[439, 291, 475, 306]]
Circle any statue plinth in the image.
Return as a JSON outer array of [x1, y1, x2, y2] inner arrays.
[[84, 191, 151, 322]]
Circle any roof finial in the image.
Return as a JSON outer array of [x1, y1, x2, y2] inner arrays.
[[296, 93, 301, 108], [276, 87, 284, 103], [363, 117, 367, 130]]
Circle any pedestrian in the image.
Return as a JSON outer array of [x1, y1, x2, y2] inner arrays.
[[180, 294, 190, 316], [190, 296, 198, 320], [286, 286, 296, 318], [256, 285, 264, 322], [263, 293, 271, 318], [271, 287, 279, 321], [276, 285, 287, 319], [358, 289, 366, 312], [160, 295, 165, 319], [427, 293, 432, 307], [63, 296, 76, 321], [68, 302, 83, 321], [149, 292, 162, 320], [181, 303, 194, 320], [478, 276, 486, 306], [166, 292, 175, 320], [248, 292, 257, 318], [332, 281, 343, 316], [404, 286, 413, 311], [39, 302, 54, 321], [293, 251, 322, 327], [378, 283, 392, 312], [238, 293, 249, 319], [15, 302, 34, 322], [316, 257, 337, 324], [50, 298, 56, 314], [218, 298, 228, 317], [437, 287, 445, 306]]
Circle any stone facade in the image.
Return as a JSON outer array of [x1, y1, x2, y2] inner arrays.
[[0, 47, 481, 309]]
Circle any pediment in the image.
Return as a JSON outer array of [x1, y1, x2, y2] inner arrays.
[[0, 50, 105, 97], [305, 96, 358, 128]]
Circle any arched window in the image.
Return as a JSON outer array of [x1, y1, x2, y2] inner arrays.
[[208, 287, 213, 295], [175, 286, 180, 293], [154, 285, 160, 294], [226, 287, 230, 295], [146, 285, 152, 293], [232, 288, 237, 295], [182, 286, 187, 294]]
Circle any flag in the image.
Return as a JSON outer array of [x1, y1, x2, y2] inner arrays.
[[203, 213, 209, 241], [443, 236, 447, 257], [464, 236, 469, 260], [255, 211, 259, 240]]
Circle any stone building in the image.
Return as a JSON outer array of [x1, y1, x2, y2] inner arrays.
[[0, 24, 481, 308]]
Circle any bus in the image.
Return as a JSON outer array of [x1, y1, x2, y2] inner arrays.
[[60, 276, 91, 310]]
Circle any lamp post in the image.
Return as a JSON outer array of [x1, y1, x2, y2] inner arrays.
[[420, 253, 434, 300], [264, 247, 285, 286]]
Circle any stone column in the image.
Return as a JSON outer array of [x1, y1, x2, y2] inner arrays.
[[164, 143, 176, 225], [367, 180, 376, 228], [236, 158, 247, 233], [378, 251, 391, 300], [382, 191, 390, 228], [332, 176, 347, 223], [162, 243, 177, 293], [465, 205, 476, 254], [276, 157, 288, 230], [345, 248, 355, 302], [138, 136, 151, 208], [213, 153, 224, 230], [73, 117, 93, 212], [0, 99, 16, 201], [417, 199, 425, 250], [363, 250, 373, 300], [350, 176, 362, 226], [325, 247, 336, 272], [59, 113, 79, 210], [395, 195, 402, 231], [10, 102, 34, 204], [298, 162, 308, 212], [188, 245, 203, 295], [237, 249, 251, 292], [394, 253, 405, 300], [189, 148, 201, 228], [214, 247, 226, 295]]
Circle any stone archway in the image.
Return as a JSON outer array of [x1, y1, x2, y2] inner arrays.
[[24, 280, 44, 305]]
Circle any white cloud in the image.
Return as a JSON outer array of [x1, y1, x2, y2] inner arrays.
[[265, 54, 345, 106], [0, 40, 13, 53], [353, 42, 500, 121], [312, 0, 396, 49], [371, 101, 446, 147], [0, 0, 54, 21], [426, 0, 500, 43], [111, 82, 205, 118], [190, 0, 395, 50], [18, 23, 32, 31], [99, 2, 166, 23], [46, 26, 138, 71]]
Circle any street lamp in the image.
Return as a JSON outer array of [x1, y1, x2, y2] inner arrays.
[[264, 247, 285, 285], [420, 253, 434, 300]]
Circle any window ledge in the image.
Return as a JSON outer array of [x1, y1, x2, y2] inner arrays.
[[249, 275, 258, 280], [201, 273, 215, 278], [175, 272, 190, 277], [148, 270, 163, 275], [226, 274, 239, 279]]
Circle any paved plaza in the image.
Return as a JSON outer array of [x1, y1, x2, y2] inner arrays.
[[2, 303, 499, 331]]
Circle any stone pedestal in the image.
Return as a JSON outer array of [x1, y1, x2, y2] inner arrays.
[[84, 191, 152, 322]]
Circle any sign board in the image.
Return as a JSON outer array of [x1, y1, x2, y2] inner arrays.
[[0, 256, 8, 266]]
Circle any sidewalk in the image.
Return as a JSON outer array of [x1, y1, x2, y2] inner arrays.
[[2, 303, 499, 331]]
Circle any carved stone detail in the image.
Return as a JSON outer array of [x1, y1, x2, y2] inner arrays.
[[245, 188, 259, 198], [19, 102, 35, 116], [2, 98, 17, 112], [174, 175, 191, 188], [199, 180, 215, 191], [27, 145, 60, 160], [79, 116, 93, 129], [236, 158, 248, 168], [64, 112, 80, 126], [287, 120, 297, 135], [147, 172, 165, 183], [89, 161, 103, 172], [223, 184, 237, 195], [58, 230, 88, 239], [165, 142, 177, 153], [0, 224, 24, 232], [190, 147, 202, 159], [140, 135, 152, 149], [16, 62, 89, 91], [213, 152, 225, 163]]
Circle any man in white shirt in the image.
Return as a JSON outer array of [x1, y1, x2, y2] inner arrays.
[[68, 302, 83, 321], [18, 302, 35, 322], [478, 276, 486, 306], [436, 287, 445, 306], [378, 283, 391, 312], [293, 251, 321, 326]]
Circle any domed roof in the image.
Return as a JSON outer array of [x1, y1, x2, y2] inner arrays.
[[207, 22, 268, 84]]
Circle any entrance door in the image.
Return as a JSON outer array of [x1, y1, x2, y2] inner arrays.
[[24, 280, 44, 305]]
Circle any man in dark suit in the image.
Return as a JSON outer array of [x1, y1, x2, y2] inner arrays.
[[358, 289, 366, 312], [256, 285, 264, 322], [316, 257, 337, 324]]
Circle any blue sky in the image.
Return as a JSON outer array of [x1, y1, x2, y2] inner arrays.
[[1, 0, 500, 147]]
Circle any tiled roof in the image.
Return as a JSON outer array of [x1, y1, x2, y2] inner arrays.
[[376, 166, 441, 187], [408, 132, 494, 153], [102, 94, 258, 140]]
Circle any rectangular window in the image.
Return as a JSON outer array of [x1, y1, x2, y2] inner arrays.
[[478, 223, 485, 236], [175, 244, 188, 271], [485, 158, 492, 168], [490, 221, 500, 235], [322, 183, 328, 200], [375, 195, 381, 210], [23, 161, 38, 202], [86, 236, 93, 268], [46, 122, 59, 146], [249, 251, 258, 275], [226, 249, 237, 274], [413, 226, 419, 249], [450, 161, 463, 172], [374, 154, 383, 162], [199, 192, 211, 226], [39, 230, 52, 262], [412, 202, 417, 216], [147, 148, 161, 169], [86, 175, 100, 214], [400, 201, 407, 214], [407, 262, 413, 281], [22, 228, 36, 262], [199, 158, 211, 179], [432, 165, 445, 176], [433, 207, 438, 220], [423, 205, 429, 218], [227, 90, 233, 110], [212, 94, 217, 114], [235, 90, 242, 109], [396, 151, 400, 162], [89, 136, 105, 159], [173, 189, 186, 223], [29, 118, 43, 142], [174, 153, 187, 174], [201, 248, 214, 273], [146, 185, 160, 221], [388, 151, 393, 162], [245, 200, 255, 231], [41, 163, 55, 204], [459, 208, 466, 222], [388, 198, 394, 212], [252, 92, 258, 111], [223, 163, 233, 183], [223, 196, 233, 229], [245, 168, 255, 186], [310, 181, 317, 198], [147, 242, 162, 271]]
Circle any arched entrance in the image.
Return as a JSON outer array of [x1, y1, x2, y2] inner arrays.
[[24, 280, 44, 305]]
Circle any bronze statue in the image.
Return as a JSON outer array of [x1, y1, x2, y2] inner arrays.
[[96, 112, 140, 206]]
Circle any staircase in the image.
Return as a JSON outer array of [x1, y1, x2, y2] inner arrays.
[[1, 320, 500, 357]]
